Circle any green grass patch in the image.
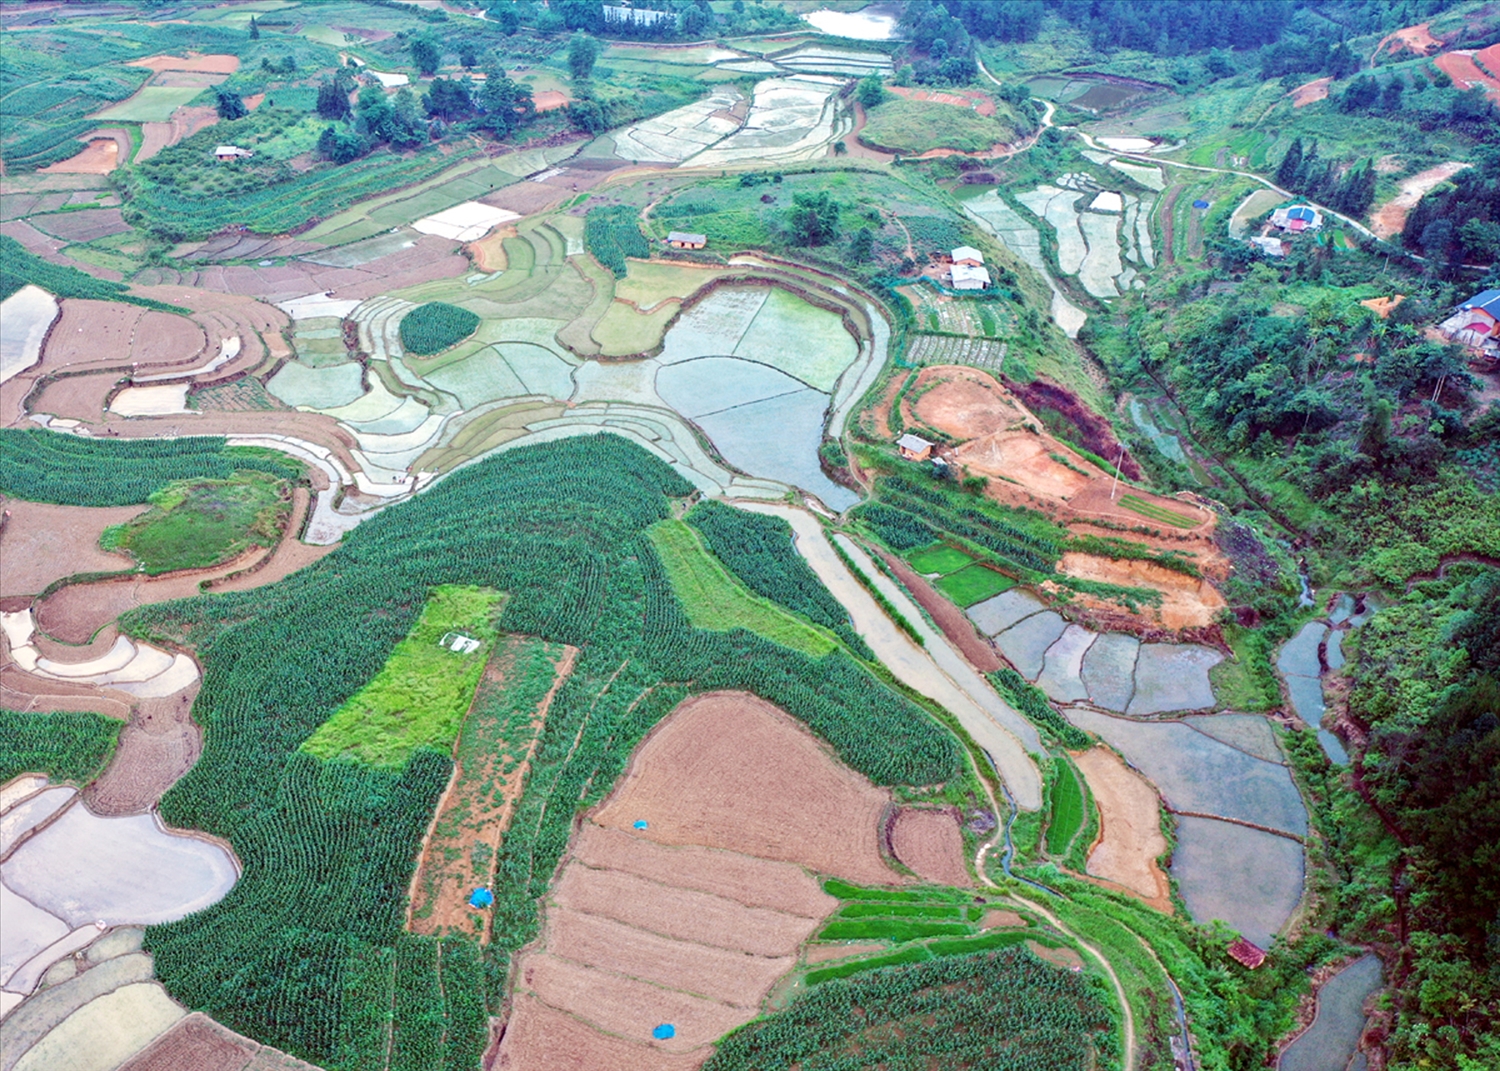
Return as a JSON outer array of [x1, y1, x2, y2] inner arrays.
[[1118, 493, 1199, 529], [837, 902, 973, 921], [822, 879, 971, 903], [398, 302, 480, 357], [301, 585, 503, 767], [818, 917, 974, 942], [101, 471, 291, 575], [0, 709, 121, 785], [804, 944, 932, 985], [926, 930, 1034, 957], [92, 85, 203, 122], [860, 97, 1020, 155], [907, 543, 974, 576], [1045, 757, 1087, 858], [935, 564, 1015, 607], [647, 519, 836, 658]]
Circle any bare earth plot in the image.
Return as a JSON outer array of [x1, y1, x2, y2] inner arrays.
[[498, 691, 895, 1070]]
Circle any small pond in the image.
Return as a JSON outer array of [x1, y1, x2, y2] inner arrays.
[[1172, 815, 1304, 949]]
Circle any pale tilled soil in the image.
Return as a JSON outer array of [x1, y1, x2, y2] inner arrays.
[[125, 53, 241, 74], [981, 908, 1027, 929], [591, 691, 897, 885], [0, 499, 144, 597], [888, 806, 971, 886], [571, 824, 836, 917], [85, 685, 202, 815], [136, 105, 220, 163], [38, 130, 132, 175], [1072, 746, 1171, 910], [803, 941, 887, 963], [544, 907, 795, 1006], [1027, 940, 1085, 970], [549, 864, 821, 958], [1369, 161, 1471, 239], [496, 994, 709, 1071], [498, 692, 892, 1071]]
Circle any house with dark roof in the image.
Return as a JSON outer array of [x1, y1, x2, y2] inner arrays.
[[1439, 289, 1500, 360]]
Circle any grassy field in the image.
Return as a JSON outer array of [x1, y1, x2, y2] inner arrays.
[[590, 301, 677, 356], [647, 519, 837, 658], [93, 85, 204, 122], [100, 470, 290, 575], [908, 543, 974, 575], [860, 97, 1019, 155], [1045, 758, 1087, 857], [1119, 494, 1199, 529], [934, 563, 1015, 606], [302, 585, 503, 767]]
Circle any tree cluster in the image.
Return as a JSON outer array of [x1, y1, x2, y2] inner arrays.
[[1274, 138, 1378, 218], [1404, 144, 1500, 269]]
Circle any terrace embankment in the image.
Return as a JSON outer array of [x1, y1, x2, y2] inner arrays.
[[907, 365, 1228, 628], [497, 691, 905, 1070]]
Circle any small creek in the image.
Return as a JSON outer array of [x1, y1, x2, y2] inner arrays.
[[1274, 595, 1380, 766], [1127, 397, 1188, 463]]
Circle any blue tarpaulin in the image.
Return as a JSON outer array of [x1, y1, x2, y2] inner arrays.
[[469, 887, 494, 908], [653, 1024, 676, 1040]]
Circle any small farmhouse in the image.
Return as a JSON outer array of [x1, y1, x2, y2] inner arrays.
[[1250, 235, 1287, 257], [667, 231, 706, 249], [950, 245, 985, 266], [439, 631, 482, 654], [951, 263, 991, 290], [1438, 288, 1500, 360], [214, 145, 253, 161], [1270, 204, 1322, 233], [1226, 938, 1267, 970], [897, 433, 934, 461]]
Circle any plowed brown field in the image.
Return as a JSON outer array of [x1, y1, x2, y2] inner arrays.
[[1073, 746, 1170, 911], [889, 806, 971, 886], [592, 691, 896, 884], [498, 692, 894, 1071], [0, 499, 144, 597], [39, 130, 130, 174], [126, 53, 240, 74], [1057, 552, 1225, 631]]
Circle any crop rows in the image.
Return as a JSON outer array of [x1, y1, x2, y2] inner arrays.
[[686, 500, 874, 659], [584, 204, 649, 277], [1, 235, 185, 312], [398, 302, 480, 357], [0, 430, 303, 507], [118, 434, 961, 1068], [706, 947, 1117, 1070], [0, 709, 121, 785], [990, 669, 1091, 749], [906, 333, 1008, 371]]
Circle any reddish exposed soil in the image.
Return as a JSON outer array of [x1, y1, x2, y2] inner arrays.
[[888, 806, 971, 886], [532, 90, 569, 112], [1377, 22, 1444, 59], [126, 53, 240, 74], [1005, 377, 1142, 480], [878, 550, 1001, 671], [36, 300, 206, 378], [1478, 42, 1500, 78], [24, 372, 122, 425], [408, 640, 576, 939], [887, 85, 997, 116], [0, 499, 144, 597], [804, 941, 887, 963], [1289, 77, 1333, 107], [1056, 551, 1225, 631], [592, 691, 899, 885], [981, 908, 1026, 929], [39, 130, 130, 174], [480, 181, 569, 217], [1369, 161, 1471, 239], [495, 994, 707, 1071], [1072, 746, 1171, 912], [1435, 51, 1500, 101], [1028, 940, 1085, 970]]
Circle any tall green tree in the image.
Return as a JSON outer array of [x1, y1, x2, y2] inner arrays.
[[316, 80, 352, 121], [790, 192, 840, 247], [410, 35, 441, 77], [567, 32, 601, 80], [214, 87, 247, 120]]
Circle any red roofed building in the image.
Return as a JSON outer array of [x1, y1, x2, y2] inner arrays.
[[1227, 938, 1267, 969]]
